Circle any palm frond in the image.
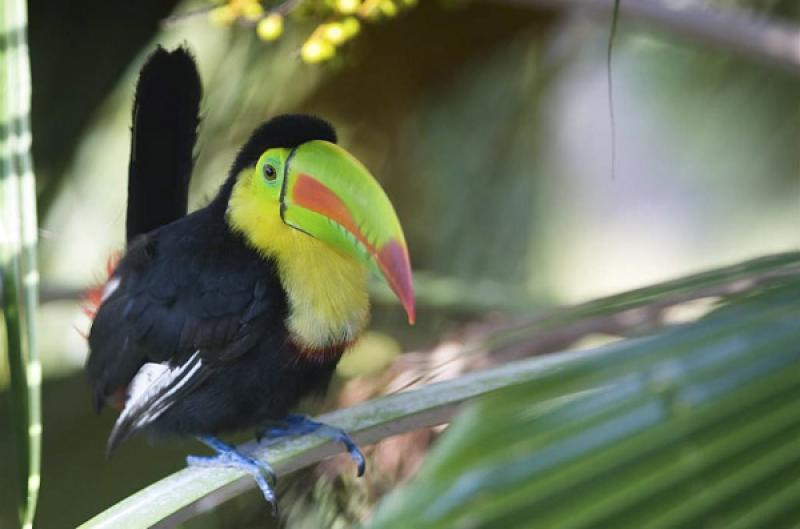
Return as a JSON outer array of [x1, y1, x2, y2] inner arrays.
[[368, 274, 800, 528], [80, 253, 800, 528], [0, 1, 41, 527]]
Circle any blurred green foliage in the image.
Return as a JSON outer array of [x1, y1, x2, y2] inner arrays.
[[0, 0, 798, 527], [368, 259, 800, 528]]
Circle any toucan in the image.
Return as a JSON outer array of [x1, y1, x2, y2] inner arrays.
[[85, 46, 415, 511]]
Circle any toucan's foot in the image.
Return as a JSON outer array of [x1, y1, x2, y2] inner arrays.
[[257, 414, 365, 477], [187, 435, 278, 513]]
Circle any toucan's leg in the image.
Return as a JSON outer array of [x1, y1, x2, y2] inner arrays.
[[257, 414, 365, 476], [186, 435, 278, 512]]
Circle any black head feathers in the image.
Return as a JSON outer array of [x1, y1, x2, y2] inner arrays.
[[231, 114, 337, 175]]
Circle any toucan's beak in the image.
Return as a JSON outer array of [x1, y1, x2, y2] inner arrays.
[[280, 140, 415, 324]]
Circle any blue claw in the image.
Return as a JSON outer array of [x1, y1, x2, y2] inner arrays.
[[187, 436, 278, 513], [258, 414, 366, 477]]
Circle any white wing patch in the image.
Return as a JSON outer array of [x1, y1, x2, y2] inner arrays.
[[100, 276, 121, 303], [114, 351, 203, 432]]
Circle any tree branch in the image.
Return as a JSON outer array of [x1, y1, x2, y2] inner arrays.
[[79, 348, 596, 529], [78, 253, 800, 528]]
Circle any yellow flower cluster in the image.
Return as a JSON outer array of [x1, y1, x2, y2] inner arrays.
[[209, 0, 268, 26], [301, 17, 361, 63], [207, 0, 416, 64]]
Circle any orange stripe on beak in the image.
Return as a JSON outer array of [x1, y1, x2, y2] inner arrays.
[[292, 173, 416, 323]]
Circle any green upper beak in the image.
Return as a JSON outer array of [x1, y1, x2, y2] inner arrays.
[[279, 140, 415, 324]]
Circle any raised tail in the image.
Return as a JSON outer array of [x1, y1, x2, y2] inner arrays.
[[126, 45, 201, 242]]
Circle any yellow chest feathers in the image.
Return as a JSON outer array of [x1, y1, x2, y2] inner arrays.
[[227, 175, 369, 353]]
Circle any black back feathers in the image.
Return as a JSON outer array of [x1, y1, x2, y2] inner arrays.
[[88, 48, 350, 453], [126, 46, 202, 242], [230, 114, 337, 176]]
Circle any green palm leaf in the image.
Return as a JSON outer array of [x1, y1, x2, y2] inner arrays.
[[80, 253, 800, 528], [367, 274, 800, 528], [0, 1, 41, 528]]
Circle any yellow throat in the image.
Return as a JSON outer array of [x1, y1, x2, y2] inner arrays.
[[226, 172, 370, 354]]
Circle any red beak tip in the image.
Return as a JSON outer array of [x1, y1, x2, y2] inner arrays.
[[401, 287, 415, 325], [378, 240, 416, 325]]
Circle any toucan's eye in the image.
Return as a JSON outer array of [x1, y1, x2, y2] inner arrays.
[[263, 163, 277, 182]]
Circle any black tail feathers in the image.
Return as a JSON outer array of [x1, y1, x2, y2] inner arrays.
[[126, 45, 202, 242]]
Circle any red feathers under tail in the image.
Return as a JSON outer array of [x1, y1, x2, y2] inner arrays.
[[82, 253, 120, 321]]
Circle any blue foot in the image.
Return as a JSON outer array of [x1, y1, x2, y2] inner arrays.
[[257, 414, 366, 477], [187, 436, 278, 513]]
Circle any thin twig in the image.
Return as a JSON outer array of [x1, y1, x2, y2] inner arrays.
[[497, 0, 800, 75], [271, 0, 304, 16], [606, 0, 620, 179], [162, 0, 305, 29]]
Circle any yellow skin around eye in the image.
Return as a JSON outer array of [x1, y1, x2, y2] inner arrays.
[[226, 155, 369, 353]]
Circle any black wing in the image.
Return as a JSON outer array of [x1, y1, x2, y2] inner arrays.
[[126, 46, 201, 242], [86, 218, 283, 453]]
